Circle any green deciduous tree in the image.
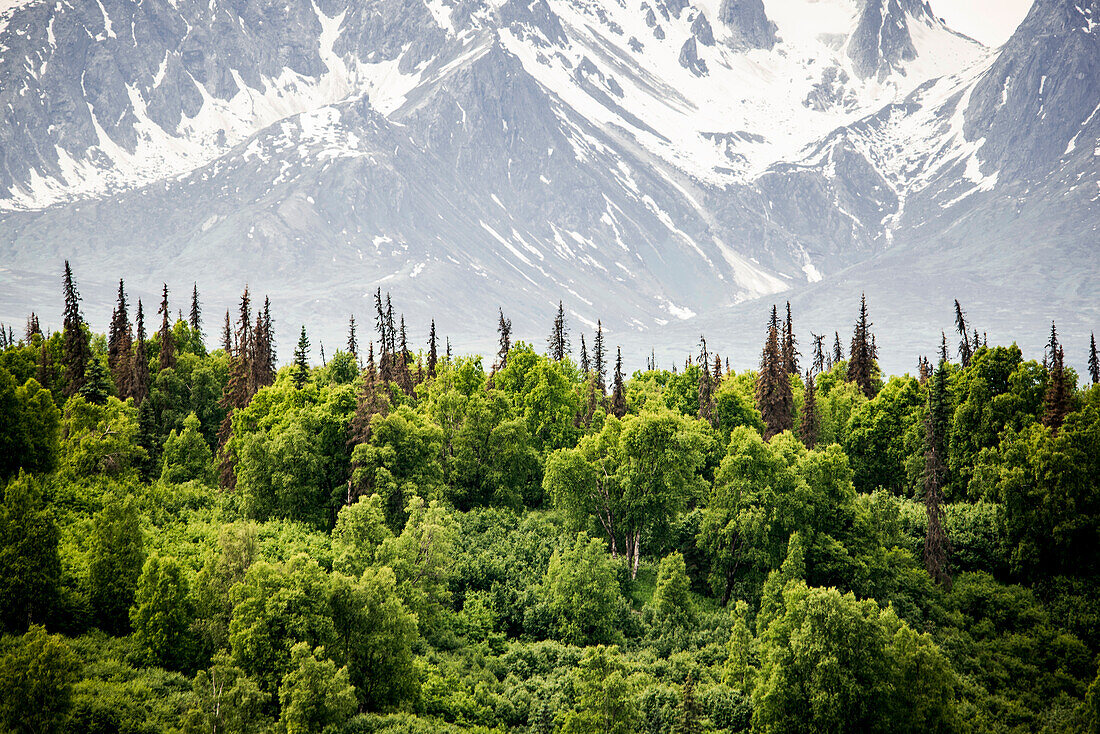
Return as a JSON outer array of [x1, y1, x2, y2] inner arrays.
[[0, 473, 60, 631], [130, 554, 195, 670], [229, 555, 335, 700], [277, 643, 357, 734], [0, 370, 61, 480], [540, 532, 623, 645], [160, 412, 216, 485], [0, 625, 80, 734], [558, 645, 640, 734], [88, 494, 145, 634], [329, 566, 419, 711]]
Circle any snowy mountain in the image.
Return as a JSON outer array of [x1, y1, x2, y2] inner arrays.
[[0, 0, 1096, 371]]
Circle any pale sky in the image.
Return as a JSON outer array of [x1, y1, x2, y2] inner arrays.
[[926, 0, 1034, 47]]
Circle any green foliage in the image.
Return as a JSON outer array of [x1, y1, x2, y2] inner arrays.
[[278, 642, 357, 734], [228, 554, 336, 699], [130, 554, 194, 670], [61, 396, 147, 479], [352, 406, 444, 530], [0, 625, 80, 734], [160, 412, 215, 485], [332, 494, 393, 577], [379, 497, 456, 641], [182, 653, 270, 734], [996, 396, 1100, 579], [844, 375, 924, 493], [0, 473, 61, 631], [330, 566, 419, 711], [753, 580, 957, 733], [0, 370, 60, 480], [558, 645, 640, 734], [233, 381, 354, 528], [538, 533, 625, 645], [647, 552, 695, 628], [88, 493, 145, 634]]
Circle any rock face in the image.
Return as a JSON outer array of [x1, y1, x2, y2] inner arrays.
[[0, 0, 1095, 372], [717, 0, 776, 50]]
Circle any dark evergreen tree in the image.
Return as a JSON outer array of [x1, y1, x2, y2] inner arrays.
[[918, 356, 932, 384], [832, 331, 843, 366], [800, 371, 818, 449], [221, 310, 232, 353], [610, 348, 626, 418], [292, 326, 310, 389], [108, 280, 133, 399], [847, 294, 875, 398], [347, 315, 358, 363], [698, 336, 715, 427], [495, 309, 512, 372], [216, 289, 255, 488], [673, 674, 702, 734], [593, 320, 606, 393], [385, 295, 396, 357], [427, 320, 438, 377], [923, 359, 951, 587], [251, 298, 275, 390], [713, 353, 723, 383], [954, 300, 972, 367], [157, 284, 176, 372], [132, 301, 151, 405], [79, 358, 111, 405], [136, 397, 158, 482], [548, 301, 569, 361], [1042, 345, 1072, 433], [756, 314, 793, 439], [781, 301, 799, 375], [1045, 321, 1059, 368], [811, 332, 825, 375], [61, 261, 91, 397], [36, 339, 53, 389], [24, 313, 41, 342], [939, 332, 949, 364], [189, 283, 202, 335], [579, 334, 590, 374], [446, 337, 452, 361], [1089, 332, 1099, 385]]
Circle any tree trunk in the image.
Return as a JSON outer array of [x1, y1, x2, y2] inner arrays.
[[631, 531, 641, 580]]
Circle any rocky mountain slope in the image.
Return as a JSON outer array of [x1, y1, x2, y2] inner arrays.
[[0, 0, 1095, 372]]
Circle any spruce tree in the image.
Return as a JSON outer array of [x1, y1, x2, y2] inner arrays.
[[610, 348, 626, 418], [954, 300, 972, 367], [24, 313, 41, 342], [939, 332, 949, 363], [1089, 332, 1099, 385], [397, 316, 413, 394], [36, 339, 53, 389], [157, 284, 176, 372], [61, 261, 91, 397], [347, 315, 358, 363], [923, 359, 951, 587], [781, 301, 799, 375], [221, 310, 232, 353], [756, 314, 793, 439], [810, 332, 825, 375], [593, 321, 606, 393], [427, 320, 438, 377], [495, 309, 512, 372], [579, 334, 590, 374], [800, 371, 818, 449], [79, 358, 111, 405], [292, 326, 310, 389], [132, 301, 151, 405], [847, 294, 875, 398], [831, 331, 843, 366], [713, 353, 722, 383], [251, 298, 274, 390], [698, 336, 715, 426], [216, 289, 255, 488], [374, 289, 391, 381], [108, 280, 133, 399], [673, 674, 702, 734], [189, 283, 202, 335], [446, 337, 452, 361], [1042, 345, 1072, 433], [548, 301, 569, 361], [348, 342, 390, 452]]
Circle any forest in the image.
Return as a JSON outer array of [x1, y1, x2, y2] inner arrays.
[[1, 262, 1100, 734]]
